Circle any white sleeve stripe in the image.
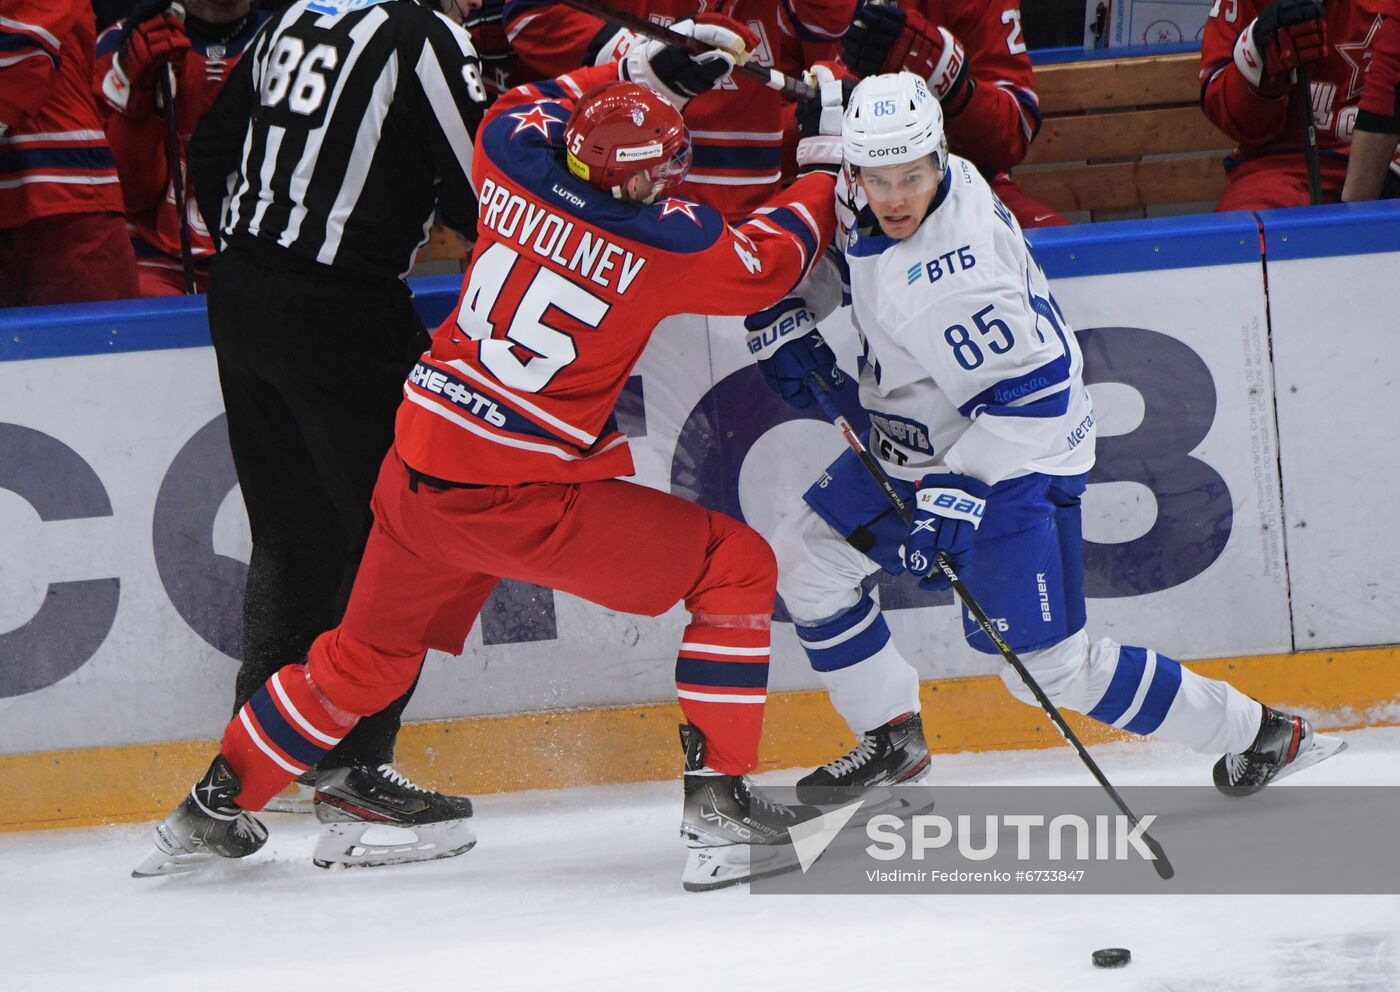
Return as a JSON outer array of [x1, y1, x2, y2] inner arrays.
[[789, 201, 821, 240], [505, 12, 539, 43], [0, 16, 61, 52], [0, 129, 106, 143], [0, 49, 52, 68]]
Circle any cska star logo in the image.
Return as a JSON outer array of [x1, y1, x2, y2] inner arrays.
[[509, 105, 563, 140], [658, 198, 701, 225], [1336, 15, 1384, 101]]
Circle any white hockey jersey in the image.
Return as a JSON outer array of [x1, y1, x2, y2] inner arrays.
[[823, 155, 1097, 485]]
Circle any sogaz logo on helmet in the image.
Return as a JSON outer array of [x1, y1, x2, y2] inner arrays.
[[869, 145, 908, 158]]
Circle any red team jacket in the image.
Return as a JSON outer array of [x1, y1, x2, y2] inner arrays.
[[0, 0, 123, 227], [1202, 0, 1394, 166], [94, 11, 268, 268], [1358, 0, 1400, 130], [393, 64, 836, 486], [502, 0, 852, 215], [907, 1, 1042, 175]]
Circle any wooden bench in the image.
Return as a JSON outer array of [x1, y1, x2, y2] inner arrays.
[[1013, 51, 1233, 221], [414, 50, 1234, 268]]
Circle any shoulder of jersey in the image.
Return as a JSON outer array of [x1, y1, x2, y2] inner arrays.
[[882, 158, 1007, 317], [481, 106, 726, 253]]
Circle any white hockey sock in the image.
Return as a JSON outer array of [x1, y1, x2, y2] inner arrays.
[[795, 594, 920, 734]]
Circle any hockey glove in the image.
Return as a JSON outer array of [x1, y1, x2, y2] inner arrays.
[[1236, 0, 1328, 97], [745, 299, 843, 409], [103, 0, 190, 113], [621, 15, 758, 110], [900, 473, 990, 590], [587, 25, 641, 65], [842, 1, 970, 111], [797, 62, 856, 176]]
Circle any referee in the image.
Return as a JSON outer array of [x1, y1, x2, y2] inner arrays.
[[189, 0, 486, 842]]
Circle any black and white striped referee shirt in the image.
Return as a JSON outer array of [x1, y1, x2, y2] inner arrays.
[[190, 0, 487, 284]]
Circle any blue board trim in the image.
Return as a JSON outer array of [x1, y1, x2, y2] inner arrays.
[[0, 274, 465, 363], [1027, 211, 1260, 279], [1029, 41, 1201, 65], [5, 204, 1398, 362], [1258, 200, 1400, 261]]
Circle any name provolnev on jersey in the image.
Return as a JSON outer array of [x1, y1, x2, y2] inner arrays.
[[476, 176, 647, 295]]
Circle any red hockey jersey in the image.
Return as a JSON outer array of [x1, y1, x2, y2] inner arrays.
[[394, 64, 836, 486], [1358, 0, 1400, 129], [502, 0, 852, 215], [94, 11, 268, 267], [902, 1, 1041, 174], [1202, 0, 1392, 164], [0, 0, 123, 227]]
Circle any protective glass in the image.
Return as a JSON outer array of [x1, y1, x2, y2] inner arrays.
[[647, 138, 692, 196]]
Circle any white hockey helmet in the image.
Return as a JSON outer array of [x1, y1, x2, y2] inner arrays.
[[842, 71, 948, 175]]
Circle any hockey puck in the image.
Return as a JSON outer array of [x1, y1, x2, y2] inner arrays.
[[1092, 948, 1131, 969]]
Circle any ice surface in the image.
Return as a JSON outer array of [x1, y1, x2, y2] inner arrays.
[[3, 729, 1397, 991]]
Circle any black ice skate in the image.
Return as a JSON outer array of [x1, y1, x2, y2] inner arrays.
[[796, 711, 931, 806], [1213, 706, 1348, 797], [131, 755, 269, 878], [679, 724, 818, 892], [311, 763, 476, 868]]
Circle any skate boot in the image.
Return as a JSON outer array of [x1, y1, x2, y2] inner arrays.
[[679, 724, 819, 892], [796, 711, 931, 806], [132, 755, 269, 878], [1214, 706, 1348, 797], [264, 769, 317, 814], [311, 763, 476, 868]]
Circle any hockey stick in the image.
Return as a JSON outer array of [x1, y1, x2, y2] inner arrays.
[[554, 0, 817, 102], [805, 378, 1176, 880], [158, 64, 197, 294], [1296, 64, 1323, 205]]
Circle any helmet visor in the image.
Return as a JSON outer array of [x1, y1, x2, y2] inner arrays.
[[647, 137, 692, 196]]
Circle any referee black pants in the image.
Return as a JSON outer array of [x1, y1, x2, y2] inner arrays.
[[207, 246, 430, 769]]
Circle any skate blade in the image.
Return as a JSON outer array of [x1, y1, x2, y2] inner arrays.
[[1275, 733, 1349, 784], [131, 846, 223, 879], [263, 781, 316, 815], [311, 819, 477, 869], [682, 843, 802, 893]]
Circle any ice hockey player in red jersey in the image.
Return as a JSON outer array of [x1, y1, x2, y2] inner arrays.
[[134, 50, 843, 891], [503, 0, 853, 216], [1202, 0, 1394, 208], [1343, 0, 1400, 199], [95, 0, 268, 295], [0, 0, 138, 306], [838, 0, 1067, 227]]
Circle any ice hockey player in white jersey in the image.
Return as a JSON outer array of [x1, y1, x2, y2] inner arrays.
[[747, 70, 1345, 800]]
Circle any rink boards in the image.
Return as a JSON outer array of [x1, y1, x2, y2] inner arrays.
[[1, 201, 1398, 830]]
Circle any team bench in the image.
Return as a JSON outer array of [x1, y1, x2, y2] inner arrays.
[[1015, 50, 1232, 221], [413, 51, 1230, 268]]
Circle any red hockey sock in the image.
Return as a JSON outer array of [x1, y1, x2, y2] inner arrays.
[[219, 664, 358, 811], [675, 618, 769, 775]]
